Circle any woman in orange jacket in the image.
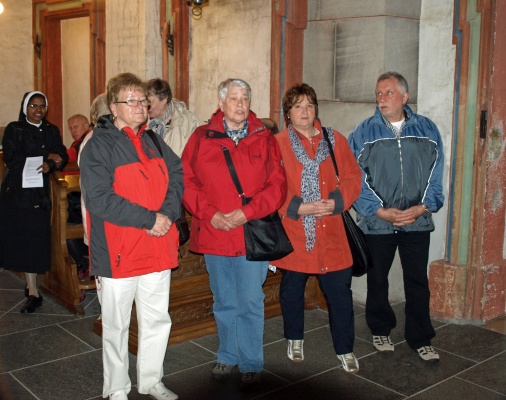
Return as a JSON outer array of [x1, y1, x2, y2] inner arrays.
[[271, 83, 362, 373]]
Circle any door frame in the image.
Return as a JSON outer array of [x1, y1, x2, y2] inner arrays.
[[33, 0, 105, 133]]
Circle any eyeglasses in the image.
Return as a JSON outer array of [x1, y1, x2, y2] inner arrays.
[[28, 104, 47, 109], [114, 99, 149, 107]]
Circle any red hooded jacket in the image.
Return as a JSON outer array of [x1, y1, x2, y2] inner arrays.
[[182, 109, 287, 256]]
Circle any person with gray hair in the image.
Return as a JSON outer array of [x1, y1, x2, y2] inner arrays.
[[78, 93, 110, 247], [80, 73, 182, 400], [147, 78, 200, 157], [181, 78, 287, 392], [348, 71, 444, 363]]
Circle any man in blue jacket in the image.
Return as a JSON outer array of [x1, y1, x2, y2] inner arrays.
[[348, 71, 444, 363]]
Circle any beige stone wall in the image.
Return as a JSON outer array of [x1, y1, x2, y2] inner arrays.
[[105, 0, 161, 82], [189, 0, 272, 122], [61, 17, 91, 147], [0, 0, 34, 132]]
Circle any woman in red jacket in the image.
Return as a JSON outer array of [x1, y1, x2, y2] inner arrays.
[[80, 73, 182, 400], [271, 83, 362, 373], [182, 78, 287, 392]]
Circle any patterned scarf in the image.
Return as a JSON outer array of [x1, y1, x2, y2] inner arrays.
[[288, 124, 335, 251], [224, 118, 249, 145], [148, 101, 173, 139]]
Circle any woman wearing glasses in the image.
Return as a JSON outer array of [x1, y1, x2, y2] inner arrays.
[[80, 73, 182, 400], [0, 91, 67, 313]]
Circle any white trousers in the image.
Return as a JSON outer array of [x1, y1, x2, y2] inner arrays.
[[99, 270, 172, 398]]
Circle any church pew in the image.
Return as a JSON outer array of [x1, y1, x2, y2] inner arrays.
[[93, 211, 326, 353], [39, 167, 95, 316]]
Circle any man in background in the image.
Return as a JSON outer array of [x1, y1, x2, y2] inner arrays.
[[67, 114, 92, 162]]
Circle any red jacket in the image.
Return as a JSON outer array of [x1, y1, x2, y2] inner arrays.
[[80, 116, 183, 278], [270, 122, 362, 274], [182, 109, 287, 256]]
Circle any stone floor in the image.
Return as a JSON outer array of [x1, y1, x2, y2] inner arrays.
[[0, 268, 505, 400]]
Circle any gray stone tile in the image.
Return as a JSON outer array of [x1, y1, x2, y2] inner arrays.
[[11, 350, 135, 400], [353, 303, 365, 316], [162, 340, 216, 374], [162, 363, 287, 400], [32, 292, 80, 316], [253, 368, 404, 400], [191, 331, 220, 354], [0, 325, 94, 373], [264, 309, 332, 345], [0, 270, 25, 290], [356, 342, 476, 396], [409, 377, 506, 400], [264, 314, 285, 344], [81, 292, 101, 315], [59, 315, 103, 349], [0, 310, 77, 336], [432, 324, 506, 362], [0, 373, 37, 400], [0, 290, 26, 312], [457, 351, 506, 395], [354, 301, 446, 349], [263, 326, 372, 383]]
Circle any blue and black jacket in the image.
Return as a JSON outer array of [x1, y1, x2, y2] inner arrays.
[[348, 105, 444, 234]]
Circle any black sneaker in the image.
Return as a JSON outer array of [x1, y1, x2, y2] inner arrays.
[[20, 295, 43, 313], [239, 372, 261, 392]]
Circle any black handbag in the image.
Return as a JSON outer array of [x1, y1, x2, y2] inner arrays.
[[145, 129, 189, 246], [322, 128, 373, 277], [222, 146, 294, 261], [175, 208, 190, 246]]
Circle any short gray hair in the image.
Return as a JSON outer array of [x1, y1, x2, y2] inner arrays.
[[90, 93, 110, 126], [218, 78, 251, 102], [377, 71, 409, 94]]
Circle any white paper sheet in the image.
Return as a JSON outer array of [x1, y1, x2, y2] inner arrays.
[[22, 156, 44, 188]]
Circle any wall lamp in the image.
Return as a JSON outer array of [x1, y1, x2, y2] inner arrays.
[[186, 0, 209, 19]]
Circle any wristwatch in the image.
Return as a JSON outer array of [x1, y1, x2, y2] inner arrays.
[[421, 203, 429, 214]]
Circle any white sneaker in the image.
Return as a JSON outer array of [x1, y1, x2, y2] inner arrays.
[[148, 382, 178, 400], [287, 339, 304, 362], [337, 352, 359, 374], [373, 335, 394, 352], [416, 345, 440, 363], [109, 391, 128, 400]]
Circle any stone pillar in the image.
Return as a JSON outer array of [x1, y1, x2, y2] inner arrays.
[[429, 0, 506, 323], [106, 0, 161, 80], [303, 0, 421, 304]]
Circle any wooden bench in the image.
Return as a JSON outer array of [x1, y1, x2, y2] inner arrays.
[[93, 212, 326, 353], [39, 165, 96, 316]]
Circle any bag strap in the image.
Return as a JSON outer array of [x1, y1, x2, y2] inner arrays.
[[222, 146, 246, 199], [144, 129, 163, 156], [322, 127, 340, 179]]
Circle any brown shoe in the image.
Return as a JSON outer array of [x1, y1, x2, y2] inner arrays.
[[20, 295, 43, 313], [239, 372, 261, 392]]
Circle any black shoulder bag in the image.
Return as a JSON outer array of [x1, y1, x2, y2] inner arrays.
[[144, 129, 190, 246], [322, 127, 372, 277], [222, 146, 293, 261]]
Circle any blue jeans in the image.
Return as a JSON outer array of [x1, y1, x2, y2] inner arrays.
[[204, 255, 268, 373]]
